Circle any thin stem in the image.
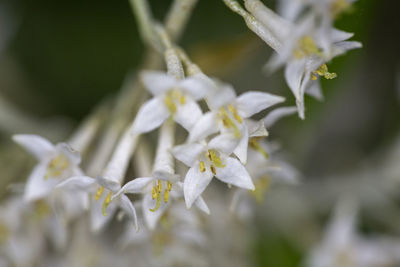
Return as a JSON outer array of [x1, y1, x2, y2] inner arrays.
[[222, 0, 282, 52], [164, 0, 199, 42]]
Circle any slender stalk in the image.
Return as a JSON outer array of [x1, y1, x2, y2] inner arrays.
[[164, 0, 199, 42], [153, 119, 175, 174], [222, 0, 282, 52]]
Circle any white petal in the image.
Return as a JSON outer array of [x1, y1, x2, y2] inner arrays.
[[184, 164, 213, 208], [131, 98, 170, 134], [234, 125, 249, 164], [96, 177, 121, 192], [179, 74, 215, 100], [142, 192, 168, 230], [55, 143, 81, 165], [194, 196, 210, 215], [24, 161, 58, 202], [284, 59, 306, 100], [206, 83, 237, 110], [208, 134, 239, 156], [264, 106, 297, 128], [305, 80, 324, 101], [152, 170, 180, 183], [140, 71, 176, 96], [246, 119, 268, 137], [115, 177, 153, 196], [236, 92, 285, 118], [187, 112, 218, 142], [215, 157, 254, 190], [331, 29, 354, 42], [12, 134, 54, 160], [56, 176, 95, 190], [332, 41, 362, 58], [90, 198, 117, 232], [119, 194, 138, 231], [174, 99, 203, 131], [172, 143, 205, 167]]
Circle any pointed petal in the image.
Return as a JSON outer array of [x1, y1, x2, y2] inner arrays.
[[55, 143, 81, 165], [236, 91, 285, 118], [264, 106, 297, 128], [187, 112, 218, 142], [215, 157, 254, 190], [12, 134, 54, 160], [142, 192, 168, 230], [305, 80, 324, 101], [131, 98, 169, 134], [234, 125, 249, 164], [141, 71, 176, 96], [90, 198, 117, 232], [194, 196, 210, 215], [56, 176, 95, 190], [246, 119, 268, 137], [184, 164, 213, 208], [332, 41, 362, 58], [119, 194, 139, 231], [172, 143, 205, 167], [115, 177, 153, 198], [174, 99, 203, 131], [208, 134, 239, 156], [24, 161, 58, 202], [331, 29, 354, 42]]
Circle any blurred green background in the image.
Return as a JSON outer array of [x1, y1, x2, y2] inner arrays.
[[1, 0, 399, 266]]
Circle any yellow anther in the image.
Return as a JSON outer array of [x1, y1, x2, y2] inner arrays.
[[164, 95, 177, 114], [167, 181, 172, 191], [102, 192, 112, 216], [44, 154, 69, 179], [0, 223, 9, 244], [95, 186, 104, 201], [172, 90, 180, 100], [199, 161, 206, 172], [180, 95, 186, 105], [219, 108, 241, 138], [208, 150, 226, 168], [249, 138, 269, 159], [312, 64, 337, 80], [151, 186, 157, 199], [293, 36, 322, 59], [210, 165, 216, 175], [157, 180, 162, 193], [250, 176, 271, 203], [150, 192, 162, 212], [163, 189, 170, 203], [228, 104, 243, 123]]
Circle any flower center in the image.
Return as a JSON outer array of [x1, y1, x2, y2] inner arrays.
[[199, 149, 226, 175], [250, 176, 271, 203], [164, 89, 186, 114], [44, 154, 70, 179], [219, 104, 242, 138], [310, 64, 337, 80], [150, 180, 173, 212], [249, 137, 269, 159], [292, 36, 322, 59]]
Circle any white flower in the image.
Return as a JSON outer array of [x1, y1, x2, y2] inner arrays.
[[172, 140, 255, 208], [12, 134, 83, 202], [189, 84, 284, 163], [131, 71, 214, 134]]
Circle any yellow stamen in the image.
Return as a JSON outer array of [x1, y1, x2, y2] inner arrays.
[[219, 107, 241, 138], [210, 165, 216, 175], [163, 189, 170, 203], [312, 64, 337, 80], [102, 192, 112, 216], [208, 150, 226, 168], [228, 104, 243, 123], [150, 192, 162, 212], [44, 154, 69, 179], [249, 138, 269, 159], [95, 186, 104, 201], [151, 186, 157, 199], [157, 180, 162, 193], [180, 95, 186, 105], [167, 181, 172, 191], [164, 95, 177, 114], [199, 161, 206, 172]]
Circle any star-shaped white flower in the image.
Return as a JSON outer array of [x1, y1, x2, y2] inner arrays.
[[172, 140, 255, 208], [12, 134, 83, 202], [188, 84, 284, 163], [131, 71, 215, 134]]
